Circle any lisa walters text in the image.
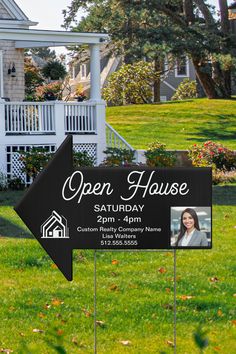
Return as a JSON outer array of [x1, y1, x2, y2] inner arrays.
[[62, 170, 190, 204]]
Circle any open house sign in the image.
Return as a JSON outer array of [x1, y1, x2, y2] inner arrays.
[[15, 136, 212, 280]]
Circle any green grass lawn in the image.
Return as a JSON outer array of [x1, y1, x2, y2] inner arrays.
[[106, 98, 236, 150], [0, 188, 235, 353]]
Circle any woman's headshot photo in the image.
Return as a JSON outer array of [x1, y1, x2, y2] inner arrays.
[[170, 207, 211, 248]]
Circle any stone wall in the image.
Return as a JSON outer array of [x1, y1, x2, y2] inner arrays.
[[0, 40, 25, 101]]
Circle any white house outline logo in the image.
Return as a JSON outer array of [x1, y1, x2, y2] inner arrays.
[[41, 211, 69, 239]]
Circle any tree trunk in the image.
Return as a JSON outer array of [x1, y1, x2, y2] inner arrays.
[[153, 58, 161, 103], [191, 57, 219, 98]]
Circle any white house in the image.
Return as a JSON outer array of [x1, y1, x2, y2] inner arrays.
[[0, 0, 131, 184]]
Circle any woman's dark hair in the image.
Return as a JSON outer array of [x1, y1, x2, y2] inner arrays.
[[176, 208, 200, 246]]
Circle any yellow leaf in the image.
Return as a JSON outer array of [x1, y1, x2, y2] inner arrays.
[[120, 340, 131, 346], [231, 320, 236, 326], [52, 299, 64, 306], [96, 320, 105, 327], [112, 259, 119, 265], [180, 295, 194, 300], [109, 284, 118, 291], [217, 309, 223, 317], [210, 277, 219, 282], [38, 312, 46, 319], [33, 328, 44, 333], [166, 340, 174, 347]]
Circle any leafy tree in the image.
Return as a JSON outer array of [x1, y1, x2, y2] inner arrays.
[[24, 57, 44, 100], [103, 61, 160, 105], [26, 47, 57, 61], [42, 60, 67, 80], [63, 0, 236, 99], [171, 79, 197, 100]]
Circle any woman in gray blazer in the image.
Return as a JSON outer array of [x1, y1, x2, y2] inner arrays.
[[176, 208, 209, 247]]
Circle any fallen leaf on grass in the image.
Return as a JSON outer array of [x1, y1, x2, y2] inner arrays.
[[72, 337, 78, 345], [33, 328, 44, 333], [210, 277, 219, 283], [180, 295, 194, 300], [38, 312, 46, 319], [51, 264, 58, 269], [162, 303, 174, 310], [109, 284, 118, 291], [96, 320, 105, 327], [19, 333, 24, 337], [57, 329, 64, 336], [158, 267, 167, 274], [120, 340, 131, 346], [231, 320, 236, 326], [82, 308, 92, 317], [44, 303, 51, 310], [51, 299, 64, 306], [112, 259, 119, 265], [213, 346, 221, 351], [217, 309, 223, 317], [166, 340, 174, 347], [165, 288, 171, 293], [0, 349, 13, 353]]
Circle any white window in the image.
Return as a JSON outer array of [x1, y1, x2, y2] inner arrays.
[[175, 56, 189, 77], [80, 64, 87, 79]]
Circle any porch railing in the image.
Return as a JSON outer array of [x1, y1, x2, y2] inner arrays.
[[4, 101, 97, 135], [5, 102, 55, 134], [64, 103, 96, 134], [106, 122, 134, 150]]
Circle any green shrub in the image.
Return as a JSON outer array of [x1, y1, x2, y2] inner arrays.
[[73, 151, 95, 167], [144, 142, 176, 167], [171, 79, 197, 101], [42, 60, 67, 80], [103, 61, 160, 106], [103, 147, 136, 166], [8, 177, 25, 190], [0, 171, 8, 191], [188, 141, 236, 170], [19, 147, 53, 180]]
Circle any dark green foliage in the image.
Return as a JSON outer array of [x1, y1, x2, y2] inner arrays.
[[145, 142, 176, 167], [19, 147, 53, 180], [103, 147, 135, 166], [73, 151, 95, 167], [8, 177, 25, 191], [63, 0, 236, 98], [42, 60, 67, 80]]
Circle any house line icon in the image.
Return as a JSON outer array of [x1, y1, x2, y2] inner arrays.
[[41, 211, 69, 239]]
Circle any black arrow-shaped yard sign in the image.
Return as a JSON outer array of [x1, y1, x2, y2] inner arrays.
[[15, 135, 212, 280]]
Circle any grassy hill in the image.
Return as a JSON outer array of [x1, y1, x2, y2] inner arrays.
[[106, 98, 236, 150]]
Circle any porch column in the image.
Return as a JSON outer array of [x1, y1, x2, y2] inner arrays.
[[90, 44, 101, 101]]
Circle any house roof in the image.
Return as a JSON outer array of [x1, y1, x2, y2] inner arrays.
[[0, 0, 38, 28], [0, 28, 109, 47]]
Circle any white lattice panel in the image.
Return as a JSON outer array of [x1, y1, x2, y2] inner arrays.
[[7, 145, 56, 185], [73, 143, 97, 162]]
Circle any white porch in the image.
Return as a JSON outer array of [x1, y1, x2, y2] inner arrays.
[[0, 24, 134, 182]]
